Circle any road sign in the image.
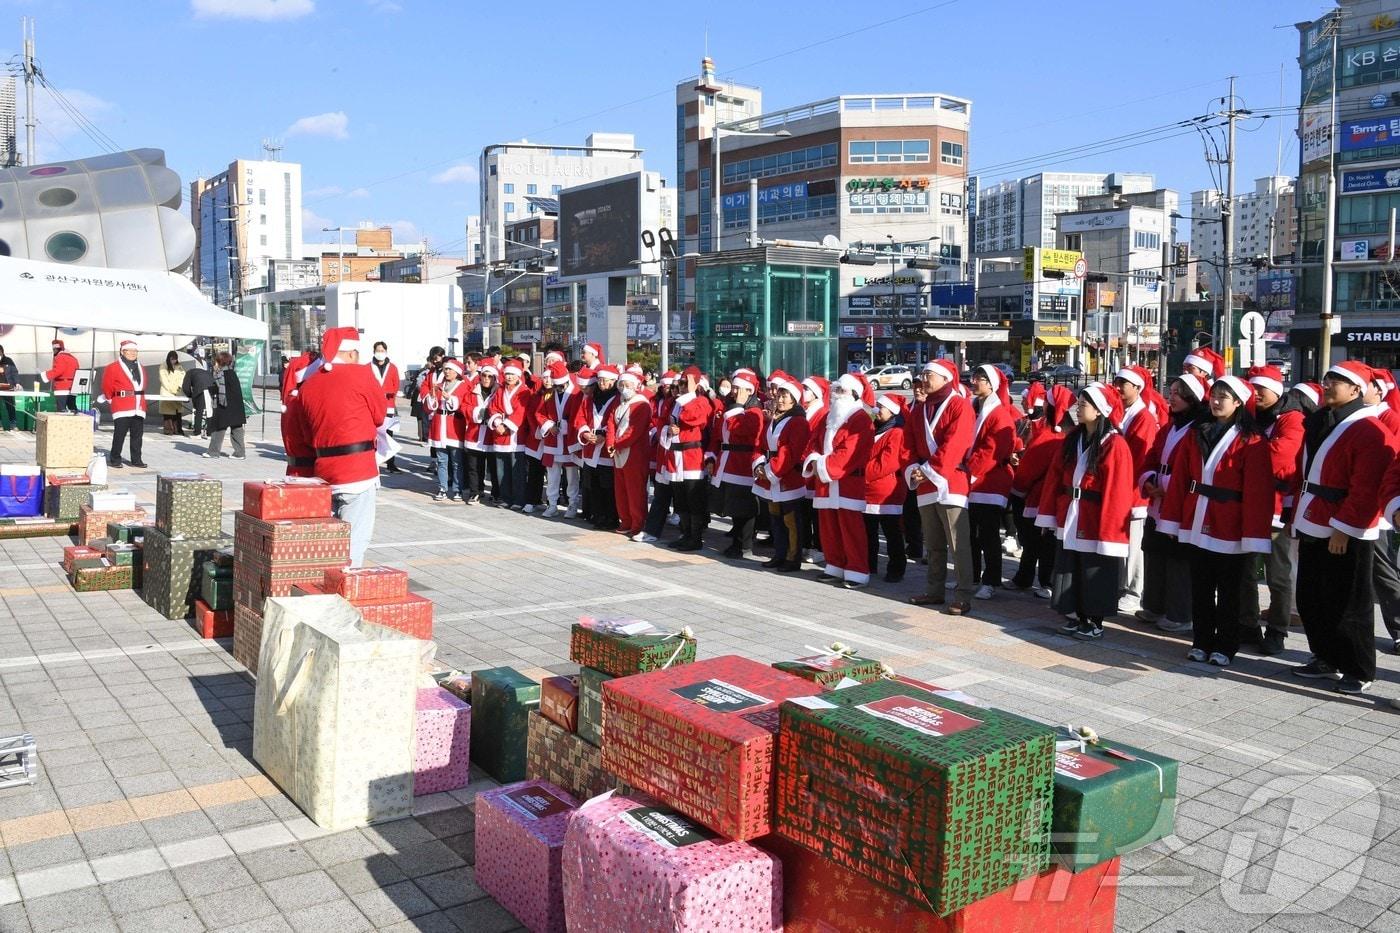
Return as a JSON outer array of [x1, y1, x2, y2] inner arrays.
[[1072, 258, 1088, 280], [1237, 338, 1266, 369], [1239, 310, 1266, 342]]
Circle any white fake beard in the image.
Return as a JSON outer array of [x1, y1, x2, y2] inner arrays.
[[829, 394, 860, 421]]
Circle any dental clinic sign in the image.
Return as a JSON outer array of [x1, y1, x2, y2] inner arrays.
[[1341, 167, 1400, 194]]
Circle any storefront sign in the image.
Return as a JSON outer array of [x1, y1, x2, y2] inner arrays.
[[1301, 104, 1333, 164], [1340, 167, 1400, 194], [785, 321, 824, 335], [839, 324, 896, 338], [1255, 271, 1295, 310], [847, 295, 874, 309], [847, 190, 929, 210], [713, 321, 751, 336], [845, 177, 931, 192], [1340, 238, 1373, 260], [930, 283, 975, 306], [854, 274, 921, 287], [1024, 247, 1084, 282], [722, 182, 808, 210], [1342, 114, 1400, 150], [1344, 327, 1400, 345]]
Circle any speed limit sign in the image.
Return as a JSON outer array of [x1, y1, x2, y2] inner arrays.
[[1072, 258, 1088, 280]]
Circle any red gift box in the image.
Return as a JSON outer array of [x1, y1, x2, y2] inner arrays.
[[193, 597, 233, 639], [234, 513, 351, 562], [292, 581, 327, 596], [355, 594, 433, 640], [600, 655, 824, 841], [62, 545, 104, 573], [45, 470, 88, 486], [241, 479, 332, 521], [540, 676, 579, 733], [233, 563, 333, 612], [77, 506, 147, 546], [233, 603, 264, 673], [776, 837, 1120, 933], [324, 565, 410, 602]]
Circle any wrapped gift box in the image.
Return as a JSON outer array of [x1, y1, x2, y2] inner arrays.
[[562, 793, 782, 933], [1051, 735, 1178, 872], [233, 604, 264, 673], [776, 835, 1120, 933], [78, 505, 147, 546], [201, 561, 234, 611], [355, 594, 433, 640], [470, 667, 540, 784], [772, 650, 884, 687], [526, 711, 619, 803], [435, 671, 471, 704], [234, 562, 335, 612], [601, 656, 824, 841], [578, 667, 612, 747], [0, 518, 73, 539], [569, 618, 697, 677], [45, 483, 105, 522], [242, 478, 332, 521], [106, 520, 147, 543], [72, 563, 133, 592], [194, 598, 233, 638], [540, 675, 579, 733], [35, 412, 93, 468], [87, 490, 137, 512], [475, 780, 578, 933], [62, 545, 104, 573], [155, 473, 224, 539], [773, 679, 1055, 915], [141, 527, 232, 620], [44, 467, 89, 485], [415, 687, 472, 795], [234, 513, 352, 563], [103, 543, 139, 566], [324, 565, 410, 603]]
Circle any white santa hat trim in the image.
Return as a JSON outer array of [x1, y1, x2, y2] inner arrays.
[[769, 374, 802, 401], [801, 377, 825, 403], [1325, 362, 1368, 388], [1175, 372, 1207, 402], [1114, 367, 1145, 390], [1182, 351, 1218, 379], [502, 362, 523, 377], [1082, 382, 1115, 419], [618, 371, 641, 387], [974, 363, 1001, 393], [1247, 373, 1284, 397], [443, 359, 464, 375], [1215, 375, 1252, 405], [877, 394, 903, 414], [119, 339, 138, 351], [922, 358, 958, 384], [834, 373, 863, 398], [732, 375, 757, 393], [1292, 382, 1320, 406]]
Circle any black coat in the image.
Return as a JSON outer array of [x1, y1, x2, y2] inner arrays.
[[208, 370, 247, 431]]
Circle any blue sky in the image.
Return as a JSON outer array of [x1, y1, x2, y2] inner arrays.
[[2, 0, 1333, 255]]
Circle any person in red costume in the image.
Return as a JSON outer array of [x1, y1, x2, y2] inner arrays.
[[369, 341, 402, 474], [42, 339, 80, 412], [607, 370, 654, 538], [803, 372, 875, 588], [99, 339, 148, 468]]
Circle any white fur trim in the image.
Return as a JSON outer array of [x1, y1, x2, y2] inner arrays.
[[1216, 375, 1251, 404], [1325, 364, 1368, 387], [1249, 375, 1284, 397], [1115, 367, 1144, 389]]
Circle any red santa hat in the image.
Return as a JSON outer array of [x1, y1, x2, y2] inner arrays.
[[1325, 360, 1371, 388], [768, 370, 803, 402], [1174, 372, 1208, 403], [544, 350, 566, 365], [660, 369, 678, 386], [1291, 381, 1321, 407], [478, 361, 500, 379], [595, 364, 620, 382], [1246, 364, 1285, 398], [732, 368, 759, 393], [502, 358, 523, 377], [1183, 346, 1225, 380], [626, 363, 645, 380], [319, 326, 362, 370], [835, 372, 876, 408], [1023, 381, 1047, 410], [575, 366, 596, 387], [974, 364, 1011, 407], [1215, 374, 1256, 414], [877, 392, 907, 417], [1114, 365, 1152, 390], [51, 339, 65, 351], [118, 339, 139, 351], [1050, 384, 1076, 427], [618, 370, 642, 388], [443, 358, 465, 376], [547, 360, 570, 385], [801, 375, 828, 406], [681, 365, 703, 382], [583, 342, 603, 362], [1081, 381, 1124, 426], [922, 358, 959, 385]]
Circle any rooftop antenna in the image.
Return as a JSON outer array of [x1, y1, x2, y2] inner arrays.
[[261, 138, 283, 161]]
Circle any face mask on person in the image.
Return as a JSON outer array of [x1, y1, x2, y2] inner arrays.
[[620, 385, 636, 401], [373, 352, 387, 362]]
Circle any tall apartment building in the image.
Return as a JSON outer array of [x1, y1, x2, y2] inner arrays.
[[1190, 175, 1296, 299], [975, 171, 1155, 252], [190, 158, 303, 305], [0, 77, 17, 167]]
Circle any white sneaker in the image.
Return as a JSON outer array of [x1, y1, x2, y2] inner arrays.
[[633, 533, 658, 543], [1158, 618, 1192, 634], [667, 513, 681, 526], [1032, 585, 1052, 599], [1002, 539, 1022, 557], [1117, 595, 1143, 614], [523, 504, 535, 514], [1208, 652, 1231, 667], [542, 506, 559, 518], [974, 584, 995, 600], [1186, 648, 1207, 663]]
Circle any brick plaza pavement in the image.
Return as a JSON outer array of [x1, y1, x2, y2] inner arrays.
[[1, 414, 1400, 931]]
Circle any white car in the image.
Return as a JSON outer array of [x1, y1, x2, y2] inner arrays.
[[865, 365, 914, 390]]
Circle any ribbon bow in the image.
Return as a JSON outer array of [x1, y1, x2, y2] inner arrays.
[[661, 626, 695, 669], [803, 641, 857, 661]]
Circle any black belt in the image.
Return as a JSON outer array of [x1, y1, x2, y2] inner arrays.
[[1305, 481, 1346, 503], [1189, 480, 1242, 503], [848, 468, 864, 478], [1274, 479, 1291, 493], [315, 440, 375, 458], [287, 456, 316, 468], [766, 450, 779, 459], [673, 441, 704, 451], [115, 391, 145, 398], [1065, 485, 1102, 502], [722, 443, 756, 453]]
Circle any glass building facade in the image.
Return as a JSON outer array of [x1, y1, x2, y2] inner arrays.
[[694, 247, 838, 378]]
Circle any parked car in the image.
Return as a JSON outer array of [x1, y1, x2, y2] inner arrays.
[[1265, 358, 1292, 383], [1029, 363, 1085, 388], [865, 364, 914, 390]]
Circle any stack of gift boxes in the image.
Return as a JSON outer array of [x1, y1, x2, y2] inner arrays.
[[0, 414, 95, 539], [292, 566, 434, 640], [466, 623, 1178, 933], [194, 550, 235, 638], [142, 474, 232, 620]]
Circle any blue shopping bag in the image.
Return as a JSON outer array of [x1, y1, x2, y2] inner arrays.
[[0, 473, 43, 517]]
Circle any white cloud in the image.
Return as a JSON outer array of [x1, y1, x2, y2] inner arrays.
[[347, 187, 371, 199], [192, 0, 314, 20], [304, 185, 343, 199], [366, 0, 402, 10], [387, 219, 422, 243], [431, 164, 478, 185], [285, 111, 349, 140], [301, 207, 336, 241], [31, 89, 117, 160]]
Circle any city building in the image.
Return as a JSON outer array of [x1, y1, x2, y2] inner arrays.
[[0, 77, 17, 167], [312, 224, 404, 284], [464, 215, 483, 265], [975, 172, 1155, 253], [378, 253, 467, 285], [499, 215, 557, 343], [675, 59, 974, 369], [190, 158, 304, 307], [1189, 175, 1296, 299]]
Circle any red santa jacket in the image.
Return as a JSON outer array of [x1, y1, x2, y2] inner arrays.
[[464, 383, 495, 452], [424, 378, 471, 448], [520, 389, 543, 459], [708, 401, 765, 488], [659, 391, 711, 481], [801, 400, 827, 499], [964, 393, 1017, 508], [607, 394, 653, 472], [1034, 429, 1135, 557], [45, 351, 79, 393], [1010, 427, 1066, 519], [1118, 399, 1160, 519], [803, 403, 874, 512], [370, 360, 400, 417], [1158, 424, 1274, 555], [485, 382, 532, 453], [535, 385, 582, 467], [903, 387, 975, 508], [864, 415, 912, 514], [1293, 406, 1389, 541], [648, 394, 672, 476], [574, 391, 620, 468], [297, 362, 387, 489], [1138, 419, 1194, 523], [754, 409, 811, 503], [100, 359, 147, 419], [281, 394, 315, 477], [1262, 407, 1305, 526]]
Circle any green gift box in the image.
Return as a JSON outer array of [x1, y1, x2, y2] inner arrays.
[[45, 483, 105, 522], [141, 526, 232, 620], [577, 666, 614, 747], [568, 620, 696, 677], [155, 473, 224, 539], [201, 561, 234, 611], [103, 544, 138, 567], [774, 679, 1055, 916], [71, 564, 133, 592], [773, 651, 885, 687], [469, 666, 540, 784], [1051, 734, 1178, 872], [106, 521, 147, 543]]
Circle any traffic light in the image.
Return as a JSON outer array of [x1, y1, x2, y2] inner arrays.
[[905, 258, 941, 270], [1085, 273, 1110, 284], [842, 252, 882, 265]]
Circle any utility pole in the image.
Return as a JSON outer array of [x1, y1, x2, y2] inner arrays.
[[1319, 14, 1341, 375], [1218, 76, 1244, 375], [21, 17, 36, 165]]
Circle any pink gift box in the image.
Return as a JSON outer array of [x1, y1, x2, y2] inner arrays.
[[561, 793, 783, 933], [475, 780, 579, 933], [414, 687, 472, 796]]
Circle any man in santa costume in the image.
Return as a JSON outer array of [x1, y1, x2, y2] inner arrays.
[[581, 342, 604, 370], [802, 372, 875, 588], [297, 326, 387, 567], [865, 392, 912, 583], [708, 368, 766, 558], [425, 359, 471, 500], [574, 363, 621, 530], [752, 370, 811, 571], [41, 339, 80, 412], [798, 375, 829, 562], [1183, 346, 1225, 384], [281, 352, 319, 478], [1291, 360, 1390, 695], [99, 339, 148, 468], [536, 360, 582, 518], [1111, 364, 1161, 614], [905, 358, 976, 613], [638, 371, 681, 542], [464, 359, 497, 503], [663, 366, 714, 551], [607, 369, 654, 538], [369, 341, 403, 474], [487, 358, 533, 510], [964, 364, 1017, 600], [1363, 367, 1400, 654]]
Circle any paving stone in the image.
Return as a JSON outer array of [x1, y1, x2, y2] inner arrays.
[[238, 846, 320, 884], [114, 900, 206, 932], [25, 887, 111, 933], [349, 879, 437, 927], [191, 884, 280, 929], [101, 871, 187, 917], [172, 857, 256, 900], [281, 898, 371, 933], [260, 870, 344, 914]]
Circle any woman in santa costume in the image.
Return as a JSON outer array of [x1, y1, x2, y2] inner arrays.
[[798, 376, 829, 563], [752, 371, 812, 572], [486, 358, 533, 510], [425, 359, 471, 501], [574, 364, 622, 530], [1008, 384, 1074, 597], [864, 392, 912, 583], [1035, 382, 1135, 640], [536, 360, 583, 518], [663, 367, 715, 551], [99, 339, 148, 468], [1110, 365, 1161, 615], [707, 368, 766, 558], [1157, 376, 1273, 666], [1136, 374, 1209, 635], [606, 370, 654, 539], [802, 372, 874, 588], [964, 363, 1017, 600], [639, 372, 682, 543]]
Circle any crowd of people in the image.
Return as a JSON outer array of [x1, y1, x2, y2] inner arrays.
[[277, 330, 1400, 702]]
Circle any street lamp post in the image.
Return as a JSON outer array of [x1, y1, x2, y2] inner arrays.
[[321, 225, 352, 286], [711, 126, 791, 253]]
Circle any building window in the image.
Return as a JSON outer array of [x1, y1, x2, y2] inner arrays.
[[940, 141, 964, 166], [260, 234, 267, 246], [848, 139, 931, 163], [258, 189, 266, 205], [490, 165, 497, 176], [551, 184, 562, 194], [260, 214, 267, 225], [505, 202, 515, 214], [503, 183, 515, 194], [723, 144, 838, 184], [527, 183, 538, 195], [1133, 231, 1161, 250]]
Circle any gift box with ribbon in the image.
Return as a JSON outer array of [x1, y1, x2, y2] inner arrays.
[[414, 687, 472, 795], [577, 667, 613, 747], [470, 667, 540, 784], [241, 478, 333, 521], [475, 780, 578, 933], [155, 473, 224, 539], [525, 711, 619, 803], [569, 617, 697, 677], [772, 643, 884, 687]]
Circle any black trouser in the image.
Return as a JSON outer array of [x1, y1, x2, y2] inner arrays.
[[58, 393, 77, 413], [526, 456, 545, 508], [191, 401, 205, 433], [383, 425, 398, 472], [968, 502, 1004, 587], [110, 416, 143, 464], [864, 513, 906, 579], [462, 450, 485, 498], [644, 481, 676, 537], [0, 396, 14, 430], [586, 466, 618, 529], [903, 487, 923, 560], [676, 479, 709, 544], [1187, 546, 1246, 659], [722, 483, 757, 552], [1010, 497, 1055, 588], [1371, 530, 1400, 640], [1298, 534, 1377, 682], [799, 498, 819, 554], [768, 500, 801, 562]]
